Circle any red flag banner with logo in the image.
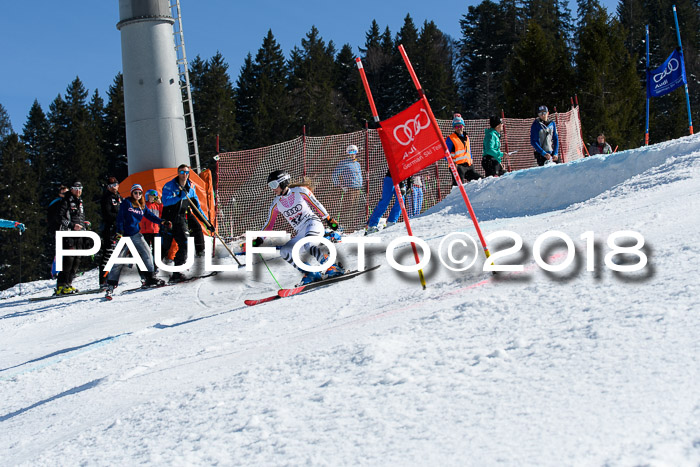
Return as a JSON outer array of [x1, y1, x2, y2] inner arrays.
[[378, 99, 446, 182]]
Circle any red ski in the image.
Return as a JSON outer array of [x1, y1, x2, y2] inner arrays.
[[244, 295, 281, 306], [278, 265, 380, 298]]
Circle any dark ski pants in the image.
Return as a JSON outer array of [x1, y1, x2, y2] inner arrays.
[[482, 156, 506, 177]]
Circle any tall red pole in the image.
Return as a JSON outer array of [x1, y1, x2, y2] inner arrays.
[[575, 95, 591, 157], [553, 106, 566, 163], [397, 45, 491, 260], [355, 57, 427, 289], [364, 120, 370, 220]]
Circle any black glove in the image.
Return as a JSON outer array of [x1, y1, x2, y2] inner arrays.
[[326, 217, 339, 231], [399, 182, 407, 197], [252, 237, 264, 247], [162, 220, 172, 229]]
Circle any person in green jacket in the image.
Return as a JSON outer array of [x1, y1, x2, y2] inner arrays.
[[482, 116, 506, 177]]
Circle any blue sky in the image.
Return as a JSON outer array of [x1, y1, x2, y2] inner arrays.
[[0, 0, 619, 131]]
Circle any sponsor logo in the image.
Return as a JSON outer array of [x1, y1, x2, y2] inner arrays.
[[393, 109, 430, 146], [653, 58, 679, 83]]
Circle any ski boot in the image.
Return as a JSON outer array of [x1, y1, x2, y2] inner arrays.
[[299, 271, 322, 285], [170, 272, 187, 283], [325, 263, 345, 278], [104, 284, 115, 300], [143, 274, 165, 288], [365, 225, 380, 236], [385, 221, 396, 228]]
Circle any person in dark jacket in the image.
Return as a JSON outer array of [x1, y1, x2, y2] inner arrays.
[[99, 176, 122, 287], [104, 184, 172, 297], [53, 181, 89, 295], [589, 133, 613, 155], [161, 165, 208, 281], [530, 105, 560, 166]]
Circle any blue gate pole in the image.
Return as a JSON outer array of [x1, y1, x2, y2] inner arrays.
[[673, 5, 694, 135], [645, 25, 650, 145]]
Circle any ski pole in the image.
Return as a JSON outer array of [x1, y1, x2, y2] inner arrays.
[[181, 189, 243, 267], [258, 253, 282, 289]]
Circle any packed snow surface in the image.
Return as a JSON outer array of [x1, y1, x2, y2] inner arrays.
[[2, 135, 700, 465]]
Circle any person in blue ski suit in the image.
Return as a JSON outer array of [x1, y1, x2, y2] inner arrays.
[[104, 184, 171, 296], [161, 164, 209, 281], [365, 169, 406, 235], [531, 105, 560, 166]]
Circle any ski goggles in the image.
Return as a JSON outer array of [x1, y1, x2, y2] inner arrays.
[[268, 179, 283, 189], [71, 185, 83, 190], [108, 183, 118, 188], [179, 170, 190, 175]]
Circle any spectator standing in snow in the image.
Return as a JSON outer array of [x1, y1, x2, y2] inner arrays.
[[251, 170, 344, 286], [140, 189, 163, 267], [531, 105, 560, 166], [47, 185, 68, 278], [482, 116, 507, 177], [161, 165, 208, 281], [589, 133, 613, 155], [405, 175, 423, 218], [53, 181, 89, 295], [99, 176, 122, 287], [104, 184, 171, 298], [332, 144, 364, 214], [446, 113, 481, 184], [365, 169, 406, 234]]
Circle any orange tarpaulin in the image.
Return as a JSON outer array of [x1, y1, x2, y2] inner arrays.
[[119, 168, 216, 235]]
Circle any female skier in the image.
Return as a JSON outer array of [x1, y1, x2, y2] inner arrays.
[[253, 170, 344, 285]]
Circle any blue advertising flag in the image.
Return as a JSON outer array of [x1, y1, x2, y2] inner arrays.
[[647, 48, 687, 98]]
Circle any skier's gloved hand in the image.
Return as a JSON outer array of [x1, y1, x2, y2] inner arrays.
[[83, 221, 91, 228], [162, 220, 172, 229], [115, 233, 123, 242], [326, 217, 339, 231], [251, 237, 264, 248], [399, 183, 407, 196]]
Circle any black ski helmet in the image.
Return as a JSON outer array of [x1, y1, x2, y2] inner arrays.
[[489, 116, 502, 128], [267, 170, 291, 190]]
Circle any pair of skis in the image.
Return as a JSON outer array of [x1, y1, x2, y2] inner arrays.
[[244, 265, 380, 306]]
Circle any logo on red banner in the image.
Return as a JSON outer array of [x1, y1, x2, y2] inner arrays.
[[378, 100, 446, 181]]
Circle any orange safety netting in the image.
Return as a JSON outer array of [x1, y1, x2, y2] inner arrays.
[[215, 108, 584, 241]]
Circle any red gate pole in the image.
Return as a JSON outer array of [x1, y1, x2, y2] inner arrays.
[[397, 44, 492, 261], [355, 57, 427, 289], [500, 109, 513, 172], [553, 106, 566, 163], [575, 95, 591, 157], [364, 120, 370, 221]]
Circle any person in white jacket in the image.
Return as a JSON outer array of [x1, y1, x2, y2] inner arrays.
[[252, 170, 344, 285]]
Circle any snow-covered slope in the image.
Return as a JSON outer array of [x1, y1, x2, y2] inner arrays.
[[1, 135, 699, 466]]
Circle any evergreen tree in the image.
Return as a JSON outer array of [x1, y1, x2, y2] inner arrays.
[[288, 26, 343, 136], [413, 21, 459, 119], [392, 14, 421, 113], [235, 31, 293, 149], [458, 0, 524, 118], [189, 52, 238, 168], [504, 20, 574, 115], [0, 103, 11, 140], [103, 73, 128, 180], [334, 43, 367, 131], [0, 133, 44, 288], [575, 1, 644, 149], [359, 21, 396, 119], [20, 101, 57, 270]]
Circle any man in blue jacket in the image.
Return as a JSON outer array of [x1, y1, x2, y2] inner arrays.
[[161, 165, 208, 281], [530, 105, 560, 166]]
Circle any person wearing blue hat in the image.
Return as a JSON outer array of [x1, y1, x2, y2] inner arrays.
[[530, 105, 560, 166], [445, 113, 482, 185]]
